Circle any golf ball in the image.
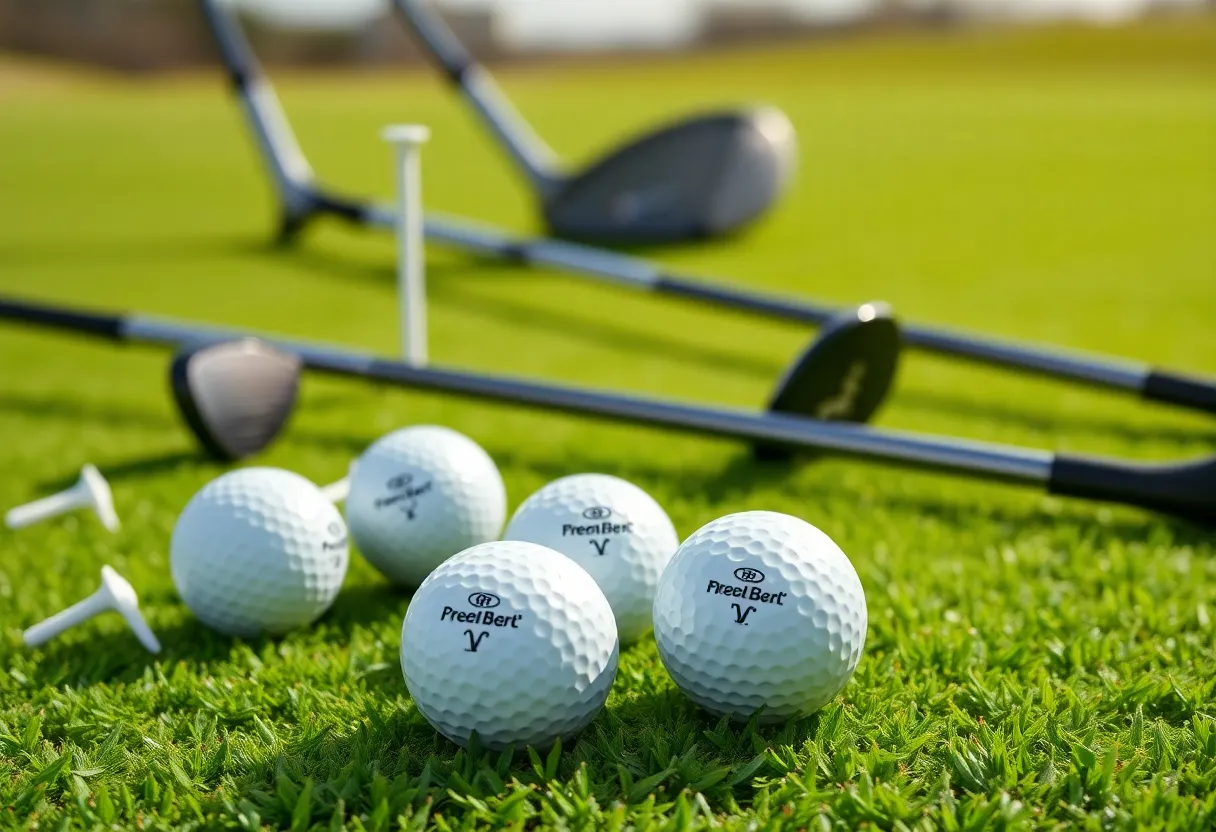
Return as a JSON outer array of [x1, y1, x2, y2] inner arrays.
[[345, 425, 506, 586], [503, 473, 679, 643], [170, 467, 349, 636], [401, 540, 619, 750], [653, 511, 866, 721]]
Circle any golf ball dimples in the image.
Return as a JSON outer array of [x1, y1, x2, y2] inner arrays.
[[503, 473, 679, 643], [170, 468, 349, 636], [401, 540, 619, 750], [346, 425, 506, 586], [653, 511, 866, 722]]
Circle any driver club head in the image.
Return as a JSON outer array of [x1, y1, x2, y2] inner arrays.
[[169, 339, 302, 461], [542, 106, 797, 245], [754, 302, 902, 462]]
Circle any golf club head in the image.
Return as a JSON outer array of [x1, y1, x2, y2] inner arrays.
[[170, 339, 302, 461], [542, 106, 797, 245], [755, 302, 901, 462]]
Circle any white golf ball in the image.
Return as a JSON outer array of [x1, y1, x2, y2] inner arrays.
[[503, 473, 678, 643], [401, 540, 619, 750], [653, 511, 866, 722], [345, 425, 506, 586], [170, 468, 349, 636]]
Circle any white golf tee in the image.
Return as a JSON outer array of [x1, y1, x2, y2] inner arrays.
[[23, 590, 113, 647], [321, 478, 350, 504], [382, 124, 431, 366], [23, 566, 160, 653], [5, 489, 83, 529], [5, 464, 119, 532], [319, 460, 356, 505]]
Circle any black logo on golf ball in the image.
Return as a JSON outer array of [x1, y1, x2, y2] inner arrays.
[[734, 567, 765, 583], [583, 506, 612, 520], [468, 592, 501, 609], [374, 472, 433, 520], [322, 521, 348, 554]]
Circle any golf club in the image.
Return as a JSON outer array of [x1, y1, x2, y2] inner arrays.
[[183, 305, 896, 461], [0, 293, 898, 461], [170, 338, 301, 460], [196, 0, 1216, 424], [390, 0, 797, 244], [1, 295, 1212, 524]]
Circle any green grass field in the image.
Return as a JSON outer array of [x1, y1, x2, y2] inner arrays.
[[2, 16, 1215, 830]]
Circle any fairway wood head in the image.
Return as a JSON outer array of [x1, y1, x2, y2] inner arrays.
[[170, 339, 301, 461], [755, 302, 901, 462], [542, 107, 797, 245]]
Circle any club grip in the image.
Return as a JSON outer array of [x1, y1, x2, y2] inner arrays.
[[1048, 452, 1216, 525], [0, 297, 125, 341], [1142, 369, 1216, 417]]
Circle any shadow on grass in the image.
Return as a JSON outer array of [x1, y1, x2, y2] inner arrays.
[[18, 630, 164, 689], [280, 419, 1216, 545], [36, 450, 206, 491], [238, 237, 532, 291], [149, 578, 411, 664], [10, 234, 1211, 450], [896, 388, 1216, 446], [708, 452, 1216, 546], [434, 280, 788, 379], [480, 441, 1216, 547], [0, 391, 174, 431], [214, 681, 825, 826], [0, 234, 259, 270], [11, 391, 1209, 554], [264, 242, 790, 379], [320, 580, 413, 631], [235, 237, 397, 288], [251, 236, 1216, 443]]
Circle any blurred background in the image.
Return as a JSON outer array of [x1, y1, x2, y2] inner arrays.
[[2, 0, 1211, 71]]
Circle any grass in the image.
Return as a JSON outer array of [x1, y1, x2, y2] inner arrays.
[[1, 15, 1214, 830]]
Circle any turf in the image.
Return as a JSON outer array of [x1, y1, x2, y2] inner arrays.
[[1, 15, 1215, 830]]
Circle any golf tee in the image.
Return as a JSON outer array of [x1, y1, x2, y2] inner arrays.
[[382, 125, 431, 367], [320, 460, 355, 504], [22, 590, 111, 647], [321, 477, 350, 504], [5, 489, 83, 530]]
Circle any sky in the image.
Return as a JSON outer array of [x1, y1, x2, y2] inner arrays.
[[230, 0, 1195, 45]]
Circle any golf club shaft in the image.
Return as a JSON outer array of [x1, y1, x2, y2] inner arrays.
[[390, 0, 561, 195], [197, 0, 319, 211], [3, 295, 1215, 524], [417, 212, 1214, 405], [200, 0, 1216, 420], [0, 296, 1046, 484], [375, 2, 1214, 413]]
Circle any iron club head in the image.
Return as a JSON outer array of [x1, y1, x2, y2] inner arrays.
[[755, 302, 902, 461], [169, 339, 302, 461], [542, 107, 797, 245]]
